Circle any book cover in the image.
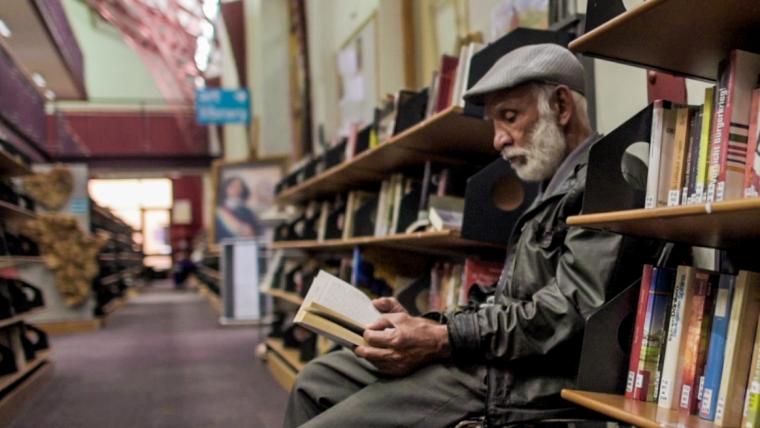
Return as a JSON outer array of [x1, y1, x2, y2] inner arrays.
[[668, 107, 693, 206], [454, 42, 483, 107], [678, 270, 717, 414], [428, 195, 465, 231], [699, 273, 737, 420], [645, 100, 675, 208], [741, 315, 760, 428], [656, 104, 680, 207], [659, 266, 700, 409], [708, 50, 760, 202], [696, 86, 716, 202], [744, 87, 760, 198], [435, 55, 460, 113], [626, 264, 654, 399], [459, 257, 502, 306], [714, 271, 760, 427], [634, 266, 675, 401]]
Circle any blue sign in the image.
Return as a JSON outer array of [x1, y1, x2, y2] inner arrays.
[[195, 88, 250, 124]]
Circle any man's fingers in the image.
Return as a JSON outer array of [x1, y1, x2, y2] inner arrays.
[[366, 316, 394, 331], [363, 328, 395, 348], [355, 345, 394, 361], [372, 297, 397, 313]]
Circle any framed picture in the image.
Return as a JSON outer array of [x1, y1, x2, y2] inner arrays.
[[210, 159, 284, 248]]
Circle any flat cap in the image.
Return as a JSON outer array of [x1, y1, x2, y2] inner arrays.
[[463, 43, 585, 106]]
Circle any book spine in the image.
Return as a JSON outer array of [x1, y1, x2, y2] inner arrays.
[[685, 110, 703, 204], [696, 86, 715, 202], [744, 88, 760, 198], [742, 316, 760, 428], [657, 107, 678, 207], [699, 274, 736, 420], [708, 58, 732, 202], [659, 266, 695, 409], [678, 271, 716, 414], [714, 271, 760, 427], [646, 101, 665, 208], [627, 264, 654, 399], [669, 108, 691, 206], [636, 267, 675, 401]]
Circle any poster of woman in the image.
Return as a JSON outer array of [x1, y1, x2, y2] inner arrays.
[[211, 160, 283, 246]]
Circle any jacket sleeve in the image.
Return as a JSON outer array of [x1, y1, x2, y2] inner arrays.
[[447, 226, 623, 363]]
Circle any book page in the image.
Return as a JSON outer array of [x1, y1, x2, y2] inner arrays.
[[304, 270, 381, 328]]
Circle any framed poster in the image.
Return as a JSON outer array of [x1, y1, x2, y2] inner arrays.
[[210, 159, 284, 248], [336, 13, 378, 138]]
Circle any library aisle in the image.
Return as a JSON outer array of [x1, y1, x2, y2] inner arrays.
[[7, 282, 287, 428]]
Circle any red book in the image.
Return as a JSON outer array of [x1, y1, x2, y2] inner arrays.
[[744, 87, 760, 197], [459, 257, 502, 306], [707, 50, 760, 201], [626, 264, 654, 399], [434, 55, 460, 113], [678, 270, 716, 414]]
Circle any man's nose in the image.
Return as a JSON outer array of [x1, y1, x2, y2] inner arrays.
[[493, 129, 512, 153]]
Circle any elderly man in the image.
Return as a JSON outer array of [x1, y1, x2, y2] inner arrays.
[[284, 43, 649, 428]]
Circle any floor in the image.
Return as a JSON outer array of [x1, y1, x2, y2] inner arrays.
[[8, 283, 288, 428]]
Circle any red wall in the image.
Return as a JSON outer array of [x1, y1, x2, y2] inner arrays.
[[171, 175, 204, 253]]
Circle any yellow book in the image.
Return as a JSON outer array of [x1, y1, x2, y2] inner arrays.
[[696, 86, 715, 202], [668, 107, 692, 206]]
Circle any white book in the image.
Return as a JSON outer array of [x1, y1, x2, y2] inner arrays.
[[450, 45, 468, 109], [374, 180, 390, 237], [456, 42, 483, 107], [645, 101, 667, 208], [388, 174, 404, 235], [658, 265, 698, 409], [656, 105, 679, 208]]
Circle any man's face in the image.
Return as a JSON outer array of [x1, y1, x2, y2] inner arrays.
[[485, 84, 567, 182]]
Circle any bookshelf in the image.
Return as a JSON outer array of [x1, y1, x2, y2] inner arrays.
[[0, 350, 49, 396], [562, 1, 760, 426], [0, 256, 43, 269], [275, 106, 494, 205], [0, 150, 30, 176], [272, 230, 503, 256], [0, 307, 45, 329], [0, 201, 35, 221], [265, 338, 304, 390], [567, 199, 760, 249], [561, 390, 715, 428], [569, 0, 760, 81]]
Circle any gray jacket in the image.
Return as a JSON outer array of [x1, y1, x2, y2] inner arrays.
[[447, 135, 655, 426]]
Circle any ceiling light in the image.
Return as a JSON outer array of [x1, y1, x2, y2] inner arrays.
[[31, 72, 47, 88], [0, 19, 11, 38]]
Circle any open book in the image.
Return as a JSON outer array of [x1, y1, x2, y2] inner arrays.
[[294, 270, 382, 349]]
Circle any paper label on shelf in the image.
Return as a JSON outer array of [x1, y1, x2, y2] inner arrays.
[[680, 385, 691, 408], [626, 371, 635, 392], [636, 373, 644, 389], [667, 190, 680, 206], [715, 395, 725, 420], [698, 376, 705, 400]]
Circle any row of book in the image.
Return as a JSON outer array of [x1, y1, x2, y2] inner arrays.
[[644, 49, 760, 208], [625, 264, 760, 427], [274, 162, 472, 243], [274, 41, 484, 197]]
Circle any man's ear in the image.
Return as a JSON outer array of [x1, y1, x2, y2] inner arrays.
[[553, 85, 574, 127]]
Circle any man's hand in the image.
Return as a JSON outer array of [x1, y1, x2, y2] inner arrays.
[[355, 313, 450, 376], [371, 297, 408, 314]]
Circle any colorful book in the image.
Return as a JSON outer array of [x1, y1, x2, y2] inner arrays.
[[679, 270, 717, 414], [714, 271, 760, 427], [741, 315, 760, 428], [707, 50, 760, 202], [684, 109, 703, 204], [659, 265, 700, 409], [634, 266, 675, 401], [695, 86, 716, 203], [668, 107, 694, 206], [744, 87, 760, 198], [700, 274, 737, 420], [627, 264, 655, 399], [434, 55, 460, 113], [459, 257, 503, 306]]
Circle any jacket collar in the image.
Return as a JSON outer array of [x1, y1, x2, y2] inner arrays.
[[538, 132, 600, 202]]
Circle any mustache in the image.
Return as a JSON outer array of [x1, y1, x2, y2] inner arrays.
[[500, 147, 529, 160]]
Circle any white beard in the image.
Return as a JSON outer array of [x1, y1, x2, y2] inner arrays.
[[501, 112, 567, 182]]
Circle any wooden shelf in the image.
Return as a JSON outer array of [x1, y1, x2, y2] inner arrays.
[[567, 199, 760, 249], [0, 307, 45, 329], [0, 150, 31, 176], [266, 338, 306, 372], [0, 201, 35, 221], [197, 265, 221, 281], [0, 350, 49, 396], [264, 289, 304, 306], [0, 256, 42, 269], [266, 350, 297, 391], [570, 0, 760, 81], [276, 106, 494, 205], [561, 390, 715, 428], [271, 229, 503, 256]]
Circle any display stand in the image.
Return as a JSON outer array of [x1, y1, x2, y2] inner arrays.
[[219, 238, 269, 325]]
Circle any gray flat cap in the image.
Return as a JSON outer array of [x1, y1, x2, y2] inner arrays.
[[463, 43, 585, 106]]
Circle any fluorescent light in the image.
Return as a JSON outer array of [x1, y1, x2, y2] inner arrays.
[[31, 72, 47, 88], [0, 19, 11, 38]]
